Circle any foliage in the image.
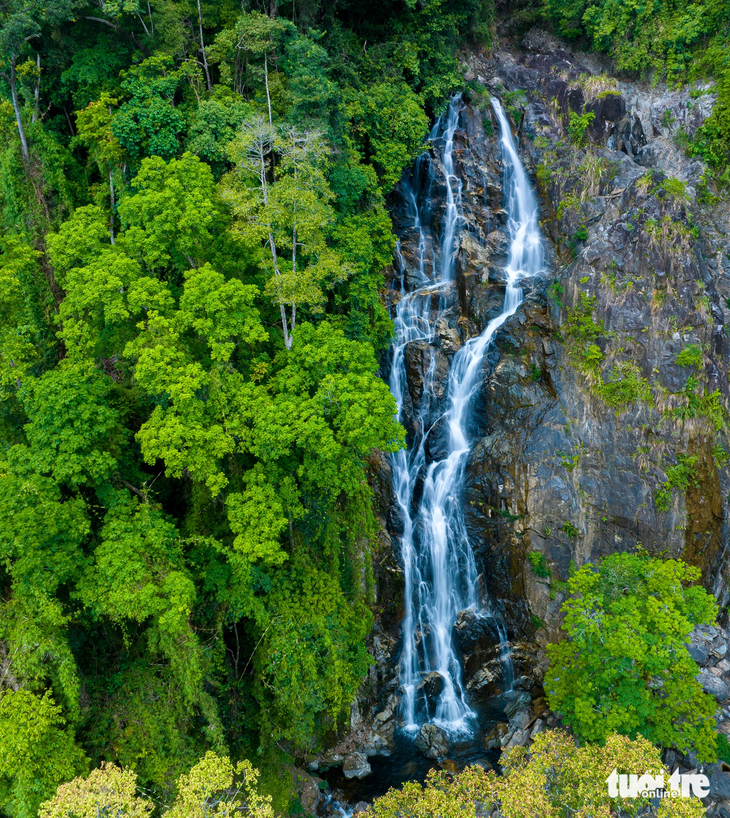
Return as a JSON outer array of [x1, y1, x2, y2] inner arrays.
[[655, 454, 700, 512], [0, 0, 466, 804], [560, 521, 580, 538], [40, 754, 273, 818], [596, 363, 652, 408], [673, 377, 725, 430], [166, 752, 273, 818], [541, 0, 730, 183], [365, 766, 493, 818], [497, 730, 704, 818], [39, 764, 153, 818], [568, 110, 595, 145], [545, 552, 718, 760], [718, 733, 730, 765], [366, 730, 703, 818], [676, 344, 703, 368], [0, 690, 88, 818], [527, 550, 550, 577], [346, 82, 429, 192]]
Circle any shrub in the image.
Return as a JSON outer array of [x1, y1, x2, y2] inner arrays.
[[596, 363, 652, 407], [366, 730, 704, 818], [527, 550, 550, 578], [655, 454, 699, 512], [675, 344, 703, 368], [568, 111, 595, 145]]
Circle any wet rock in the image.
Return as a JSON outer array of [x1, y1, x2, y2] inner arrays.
[[414, 723, 450, 759], [510, 708, 533, 731], [484, 722, 509, 751], [504, 691, 531, 718], [530, 718, 548, 738], [293, 769, 322, 814], [504, 728, 531, 749], [435, 314, 462, 352], [342, 752, 371, 780], [440, 758, 459, 774], [353, 803, 370, 815], [416, 671, 445, 709], [453, 609, 502, 677], [466, 659, 504, 697], [404, 340, 450, 405], [586, 92, 626, 141], [472, 757, 494, 771]]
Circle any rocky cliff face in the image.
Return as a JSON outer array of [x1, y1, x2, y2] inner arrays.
[[315, 31, 730, 801], [457, 37, 730, 653]]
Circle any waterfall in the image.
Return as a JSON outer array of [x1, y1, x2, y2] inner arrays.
[[388, 94, 544, 735]]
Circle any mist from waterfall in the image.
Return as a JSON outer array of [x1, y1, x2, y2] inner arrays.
[[388, 95, 544, 734]]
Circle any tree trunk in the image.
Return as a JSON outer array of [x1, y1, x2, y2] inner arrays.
[[109, 168, 116, 245], [196, 0, 212, 92], [8, 57, 30, 165], [32, 54, 40, 125], [264, 51, 273, 128]]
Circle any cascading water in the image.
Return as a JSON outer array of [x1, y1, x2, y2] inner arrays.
[[389, 95, 544, 736]]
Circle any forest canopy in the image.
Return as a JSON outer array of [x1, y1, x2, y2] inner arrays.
[[2, 0, 730, 814], [0, 0, 491, 814]]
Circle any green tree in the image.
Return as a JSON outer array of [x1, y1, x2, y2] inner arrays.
[[0, 689, 87, 818], [545, 552, 718, 760], [223, 117, 347, 349], [39, 763, 153, 818], [73, 94, 124, 242], [346, 81, 429, 192], [0, 0, 76, 164]]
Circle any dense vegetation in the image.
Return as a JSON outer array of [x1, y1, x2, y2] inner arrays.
[[0, 0, 490, 813], [3, 0, 730, 814], [545, 553, 718, 761], [365, 731, 704, 818], [540, 0, 730, 184]]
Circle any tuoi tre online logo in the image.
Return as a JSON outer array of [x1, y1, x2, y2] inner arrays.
[[606, 769, 710, 799]]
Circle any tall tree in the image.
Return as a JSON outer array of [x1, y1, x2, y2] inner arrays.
[[222, 117, 346, 349], [0, 0, 76, 164]]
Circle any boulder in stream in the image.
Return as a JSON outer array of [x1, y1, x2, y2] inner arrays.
[[414, 723, 450, 759], [342, 752, 371, 780]]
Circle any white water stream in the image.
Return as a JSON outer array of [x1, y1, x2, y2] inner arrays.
[[389, 96, 544, 734]]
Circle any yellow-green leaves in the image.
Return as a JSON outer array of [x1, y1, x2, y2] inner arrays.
[[119, 153, 218, 271], [40, 753, 274, 818], [39, 763, 152, 818], [227, 468, 289, 566], [18, 362, 123, 487], [178, 263, 267, 362], [126, 261, 266, 495], [166, 752, 273, 818], [0, 237, 43, 390]]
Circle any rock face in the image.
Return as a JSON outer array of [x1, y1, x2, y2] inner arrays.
[[455, 38, 730, 657], [416, 671, 445, 709], [414, 723, 450, 758], [317, 27, 730, 781]]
